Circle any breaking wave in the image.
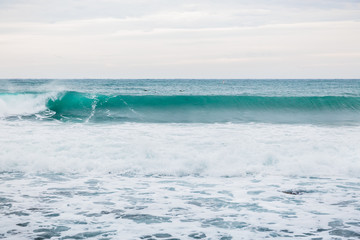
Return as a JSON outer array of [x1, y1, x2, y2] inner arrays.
[[1, 91, 360, 123]]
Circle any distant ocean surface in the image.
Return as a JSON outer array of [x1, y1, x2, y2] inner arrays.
[[1, 79, 360, 239]]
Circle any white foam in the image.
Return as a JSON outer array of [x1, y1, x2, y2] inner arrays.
[[0, 122, 359, 177], [0, 93, 55, 118]]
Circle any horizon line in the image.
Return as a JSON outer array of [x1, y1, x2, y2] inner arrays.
[[1, 78, 359, 80]]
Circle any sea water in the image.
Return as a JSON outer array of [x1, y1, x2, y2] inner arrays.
[[0, 79, 360, 239]]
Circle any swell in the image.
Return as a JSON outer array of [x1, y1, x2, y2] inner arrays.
[[2, 91, 360, 123], [48, 91, 360, 109]]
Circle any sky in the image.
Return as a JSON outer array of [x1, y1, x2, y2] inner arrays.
[[0, 0, 359, 79]]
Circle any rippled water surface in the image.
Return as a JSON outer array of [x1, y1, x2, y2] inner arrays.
[[1, 173, 360, 239]]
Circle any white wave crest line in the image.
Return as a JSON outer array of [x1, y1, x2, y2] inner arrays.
[[85, 96, 99, 123]]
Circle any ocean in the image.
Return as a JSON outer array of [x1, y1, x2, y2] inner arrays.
[[0, 79, 360, 239]]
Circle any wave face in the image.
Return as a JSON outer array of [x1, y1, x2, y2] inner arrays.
[[1, 90, 360, 123], [3, 91, 357, 123]]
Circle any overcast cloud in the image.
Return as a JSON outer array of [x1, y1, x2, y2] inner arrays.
[[0, 0, 359, 78]]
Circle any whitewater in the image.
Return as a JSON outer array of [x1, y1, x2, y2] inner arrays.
[[0, 79, 360, 239]]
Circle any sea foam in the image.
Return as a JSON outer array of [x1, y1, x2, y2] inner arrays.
[[0, 93, 53, 118], [1, 121, 359, 177]]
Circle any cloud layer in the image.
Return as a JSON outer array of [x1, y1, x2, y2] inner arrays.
[[0, 0, 359, 78]]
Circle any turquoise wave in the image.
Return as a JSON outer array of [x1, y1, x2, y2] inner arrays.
[[42, 91, 360, 123]]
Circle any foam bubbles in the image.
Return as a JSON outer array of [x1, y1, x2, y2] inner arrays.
[[0, 93, 53, 118], [0, 122, 359, 177]]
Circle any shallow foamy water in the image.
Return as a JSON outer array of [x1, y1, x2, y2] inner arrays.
[[0, 121, 360, 239], [1, 173, 360, 239]]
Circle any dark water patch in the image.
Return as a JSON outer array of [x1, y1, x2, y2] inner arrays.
[[44, 213, 60, 217], [16, 222, 29, 227], [191, 190, 210, 195], [0, 203, 12, 209], [282, 189, 313, 195], [62, 231, 109, 239], [281, 211, 297, 218], [83, 212, 102, 217], [0, 171, 25, 181], [329, 229, 360, 238], [180, 218, 198, 223], [64, 220, 87, 225], [347, 222, 360, 227], [0, 197, 14, 203], [33, 226, 70, 239], [119, 214, 171, 224], [93, 201, 115, 206], [6, 211, 29, 216], [6, 229, 20, 235], [336, 184, 360, 190], [255, 227, 273, 232], [84, 179, 100, 185], [28, 207, 44, 212], [75, 191, 113, 196], [328, 220, 343, 228], [38, 196, 61, 203], [331, 200, 357, 207], [187, 200, 202, 207], [140, 234, 180, 240], [188, 232, 206, 239], [140, 235, 153, 239], [100, 210, 111, 215], [126, 196, 154, 205], [269, 232, 282, 237], [304, 232, 315, 236], [185, 197, 247, 211], [345, 181, 360, 187], [309, 211, 329, 215], [219, 236, 232, 240], [36, 173, 69, 182], [124, 206, 148, 210], [48, 186, 81, 192], [217, 190, 233, 197], [110, 209, 125, 214], [52, 191, 73, 197], [202, 218, 248, 229], [153, 233, 172, 238]]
